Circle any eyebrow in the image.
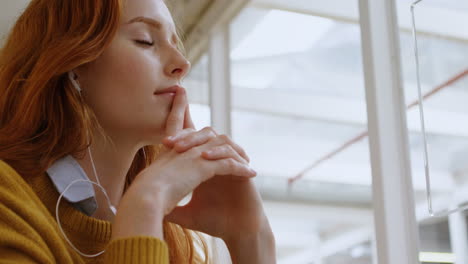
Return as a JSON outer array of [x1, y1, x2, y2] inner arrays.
[[126, 16, 162, 30]]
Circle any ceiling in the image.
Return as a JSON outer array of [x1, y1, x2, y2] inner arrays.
[[166, 0, 213, 39], [0, 0, 216, 62]]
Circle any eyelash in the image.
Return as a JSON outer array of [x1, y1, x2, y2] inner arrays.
[[135, 40, 154, 46]]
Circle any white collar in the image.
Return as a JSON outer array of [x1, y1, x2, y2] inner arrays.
[[46, 155, 97, 215]]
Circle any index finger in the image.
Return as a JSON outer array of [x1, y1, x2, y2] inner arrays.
[[165, 87, 187, 136], [184, 104, 196, 130]]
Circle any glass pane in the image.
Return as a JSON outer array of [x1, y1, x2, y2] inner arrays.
[[229, 2, 374, 263], [398, 0, 468, 263]]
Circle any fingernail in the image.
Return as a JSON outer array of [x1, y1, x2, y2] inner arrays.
[[167, 136, 174, 141]]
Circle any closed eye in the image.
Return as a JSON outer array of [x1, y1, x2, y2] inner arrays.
[[135, 40, 154, 46]]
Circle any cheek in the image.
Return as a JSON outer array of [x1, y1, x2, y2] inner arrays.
[[103, 43, 161, 93], [83, 40, 167, 131]]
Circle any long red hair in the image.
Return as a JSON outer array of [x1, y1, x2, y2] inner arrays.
[[0, 0, 209, 263]]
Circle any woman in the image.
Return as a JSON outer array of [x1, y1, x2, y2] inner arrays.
[[0, 0, 276, 263]]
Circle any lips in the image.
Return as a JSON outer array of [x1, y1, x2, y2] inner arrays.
[[154, 85, 180, 95]]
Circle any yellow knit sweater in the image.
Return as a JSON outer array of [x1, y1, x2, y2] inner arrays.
[[0, 160, 169, 263]]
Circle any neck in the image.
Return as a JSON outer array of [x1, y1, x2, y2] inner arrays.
[[73, 133, 145, 221]]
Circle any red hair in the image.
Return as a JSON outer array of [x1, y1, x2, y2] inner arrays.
[[0, 0, 209, 263]]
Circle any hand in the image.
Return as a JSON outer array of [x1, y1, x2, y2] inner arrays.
[[111, 87, 256, 241], [161, 95, 272, 242]]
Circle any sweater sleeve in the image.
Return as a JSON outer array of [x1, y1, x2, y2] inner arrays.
[[103, 236, 169, 263], [0, 205, 58, 263], [0, 246, 45, 264], [0, 162, 60, 264]]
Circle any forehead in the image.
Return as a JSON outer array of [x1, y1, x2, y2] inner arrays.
[[121, 0, 176, 32]]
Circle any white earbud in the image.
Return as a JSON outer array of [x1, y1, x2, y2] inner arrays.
[[68, 71, 81, 93]]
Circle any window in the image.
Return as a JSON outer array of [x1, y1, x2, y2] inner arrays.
[[399, 0, 468, 263], [229, 3, 374, 263]]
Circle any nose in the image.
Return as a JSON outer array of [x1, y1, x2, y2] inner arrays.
[[165, 50, 191, 80]]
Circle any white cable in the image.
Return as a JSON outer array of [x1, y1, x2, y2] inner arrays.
[[411, 0, 467, 218], [87, 147, 101, 186], [58, 72, 119, 257], [55, 178, 115, 258], [87, 146, 117, 215], [55, 147, 117, 257]]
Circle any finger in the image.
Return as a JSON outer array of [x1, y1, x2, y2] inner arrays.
[[162, 128, 196, 147], [184, 103, 196, 130], [165, 87, 187, 136], [212, 134, 251, 163], [172, 127, 217, 153], [226, 138, 250, 163], [201, 144, 248, 164], [204, 158, 257, 181]]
